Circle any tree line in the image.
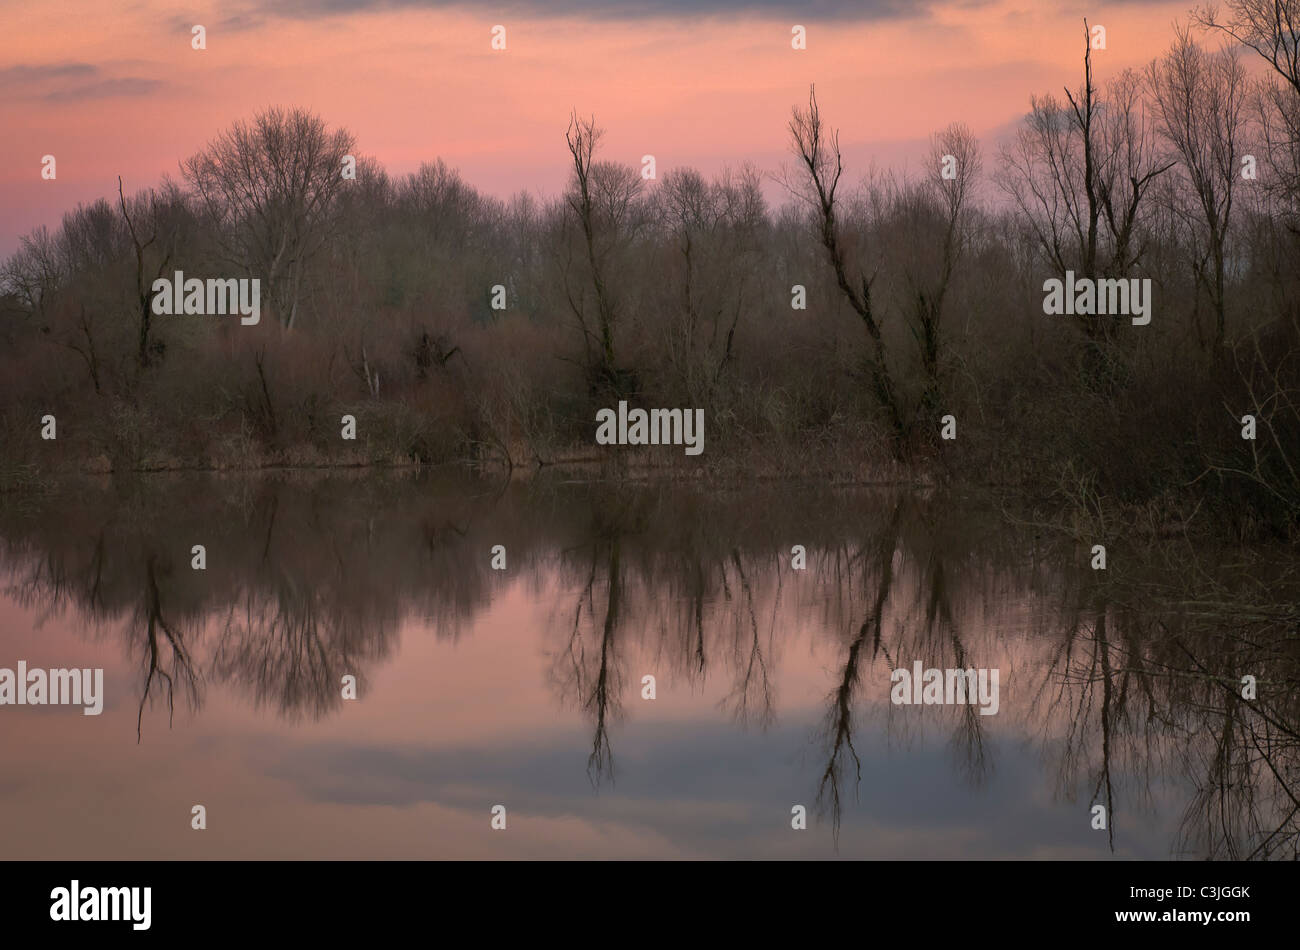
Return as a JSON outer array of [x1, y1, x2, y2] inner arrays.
[[2, 4, 1298, 539]]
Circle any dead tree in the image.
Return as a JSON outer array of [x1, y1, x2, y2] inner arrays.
[[788, 85, 905, 442], [565, 112, 619, 386], [118, 176, 173, 371]]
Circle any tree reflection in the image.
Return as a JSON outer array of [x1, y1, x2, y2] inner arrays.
[[0, 472, 1296, 858]]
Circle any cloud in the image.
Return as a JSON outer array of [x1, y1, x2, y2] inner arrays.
[[251, 0, 1189, 24], [0, 63, 164, 102], [245, 717, 1167, 858], [43, 77, 165, 102], [163, 11, 267, 33], [262, 0, 971, 22], [0, 63, 97, 83]]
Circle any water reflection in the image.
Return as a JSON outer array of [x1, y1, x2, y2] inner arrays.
[[0, 470, 1295, 859]]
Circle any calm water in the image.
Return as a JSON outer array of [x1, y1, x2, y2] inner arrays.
[[0, 470, 1295, 859]]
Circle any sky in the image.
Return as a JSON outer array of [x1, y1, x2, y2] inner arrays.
[[0, 0, 1197, 258]]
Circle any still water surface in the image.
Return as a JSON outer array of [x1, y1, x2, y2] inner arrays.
[[0, 471, 1294, 859]]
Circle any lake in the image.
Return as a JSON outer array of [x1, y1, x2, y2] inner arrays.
[[0, 469, 1295, 859]]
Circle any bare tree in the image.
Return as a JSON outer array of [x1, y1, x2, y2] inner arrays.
[[61, 303, 103, 394], [1064, 19, 1104, 283], [564, 111, 640, 390], [0, 226, 64, 323], [1255, 75, 1300, 234], [787, 85, 904, 440], [181, 107, 355, 329], [118, 177, 182, 370], [1001, 20, 1172, 340], [654, 164, 765, 404], [1095, 69, 1176, 276], [1196, 1, 1300, 95], [1148, 28, 1250, 352], [913, 122, 983, 408], [997, 20, 1110, 336]]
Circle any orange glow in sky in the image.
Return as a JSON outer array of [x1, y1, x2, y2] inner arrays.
[[1, 0, 1192, 255]]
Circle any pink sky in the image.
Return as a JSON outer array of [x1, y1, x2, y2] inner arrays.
[[1, 0, 1194, 257]]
